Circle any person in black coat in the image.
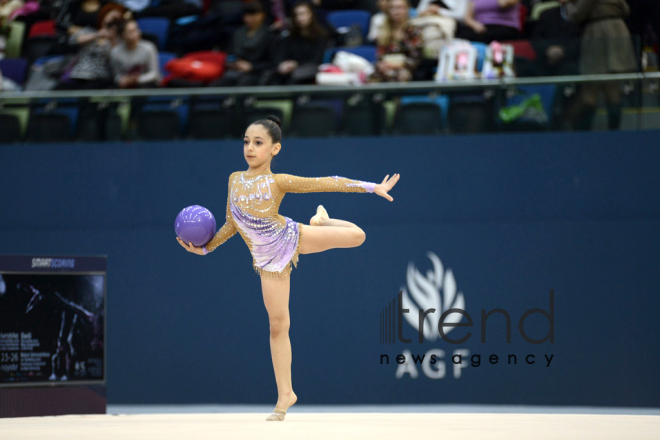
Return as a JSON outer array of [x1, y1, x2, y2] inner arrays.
[[266, 1, 329, 85], [210, 1, 278, 86]]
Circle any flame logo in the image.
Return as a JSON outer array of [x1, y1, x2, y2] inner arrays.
[[400, 252, 466, 341]]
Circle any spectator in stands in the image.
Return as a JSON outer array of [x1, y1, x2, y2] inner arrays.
[[266, 1, 328, 85], [56, 4, 131, 90], [561, 0, 638, 130], [209, 1, 277, 86], [455, 0, 521, 43], [0, 0, 24, 25], [132, 0, 202, 20], [522, 2, 580, 77], [67, 0, 104, 35], [306, 0, 356, 10], [416, 0, 458, 18], [110, 18, 161, 88], [626, 0, 660, 49], [368, 0, 424, 82], [367, 0, 387, 43]]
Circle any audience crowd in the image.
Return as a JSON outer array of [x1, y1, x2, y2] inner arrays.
[[0, 0, 657, 92], [0, 0, 658, 136]]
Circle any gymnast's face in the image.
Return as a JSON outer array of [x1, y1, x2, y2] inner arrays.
[[244, 124, 280, 168]]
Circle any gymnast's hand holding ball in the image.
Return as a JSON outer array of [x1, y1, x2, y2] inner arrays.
[[175, 205, 216, 255]]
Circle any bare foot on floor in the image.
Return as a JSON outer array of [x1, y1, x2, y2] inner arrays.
[[309, 205, 329, 226]]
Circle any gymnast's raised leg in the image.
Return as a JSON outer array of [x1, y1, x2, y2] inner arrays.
[[299, 205, 366, 255]]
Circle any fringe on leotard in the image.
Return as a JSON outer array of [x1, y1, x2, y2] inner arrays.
[[252, 222, 303, 280]]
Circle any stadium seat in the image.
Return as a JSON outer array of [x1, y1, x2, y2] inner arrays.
[[142, 96, 190, 136], [32, 54, 66, 67], [326, 10, 372, 39], [470, 42, 487, 72], [158, 52, 177, 78], [530, 1, 559, 20], [24, 36, 59, 65], [242, 107, 284, 136], [5, 21, 25, 58], [76, 105, 124, 141], [498, 84, 557, 131], [340, 103, 386, 136], [138, 110, 181, 140], [137, 18, 170, 50], [31, 98, 80, 137], [392, 102, 443, 135], [0, 114, 22, 143], [26, 113, 73, 142], [253, 99, 293, 131], [507, 40, 537, 60], [400, 95, 449, 129], [289, 104, 337, 137], [188, 108, 234, 139], [0, 58, 28, 85], [448, 93, 496, 134], [28, 20, 56, 38]]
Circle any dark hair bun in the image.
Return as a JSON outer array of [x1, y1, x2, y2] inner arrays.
[[266, 115, 282, 128]]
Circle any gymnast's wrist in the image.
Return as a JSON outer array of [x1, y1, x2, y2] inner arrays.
[[202, 246, 209, 255], [365, 182, 376, 193]]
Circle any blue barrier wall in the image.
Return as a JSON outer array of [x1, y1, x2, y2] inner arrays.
[[1, 131, 659, 407]]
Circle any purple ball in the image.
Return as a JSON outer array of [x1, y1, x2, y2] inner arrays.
[[175, 205, 217, 247]]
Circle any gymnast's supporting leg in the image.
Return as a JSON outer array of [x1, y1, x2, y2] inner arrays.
[[261, 272, 297, 419]]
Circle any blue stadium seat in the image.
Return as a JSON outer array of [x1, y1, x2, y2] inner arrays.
[[471, 42, 487, 72], [32, 98, 80, 137], [31, 55, 66, 67], [142, 96, 190, 137], [326, 10, 372, 39], [499, 84, 557, 130], [158, 52, 177, 78], [0, 58, 28, 85], [0, 114, 21, 143], [137, 18, 170, 50], [393, 102, 443, 135], [400, 95, 449, 129]]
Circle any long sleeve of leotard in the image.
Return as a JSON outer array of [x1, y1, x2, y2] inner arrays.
[[204, 174, 239, 253], [274, 174, 376, 194]]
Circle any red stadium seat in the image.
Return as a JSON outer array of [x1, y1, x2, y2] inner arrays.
[[508, 40, 537, 60], [28, 20, 56, 38]]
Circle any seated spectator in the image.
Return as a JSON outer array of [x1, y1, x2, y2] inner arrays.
[[0, 0, 24, 25], [110, 18, 161, 88], [56, 4, 131, 90], [209, 1, 276, 87], [455, 0, 521, 44], [367, 0, 387, 43], [266, 1, 328, 85], [368, 0, 424, 82]]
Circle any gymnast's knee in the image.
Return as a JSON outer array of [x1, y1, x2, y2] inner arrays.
[[354, 229, 366, 246], [269, 316, 290, 335]]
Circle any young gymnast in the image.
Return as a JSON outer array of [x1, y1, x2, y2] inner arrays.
[[176, 115, 400, 421]]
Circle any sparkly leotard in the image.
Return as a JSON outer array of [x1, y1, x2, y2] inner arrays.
[[203, 172, 377, 279]]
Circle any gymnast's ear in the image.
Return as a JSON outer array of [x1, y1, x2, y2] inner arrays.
[[272, 142, 281, 156]]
